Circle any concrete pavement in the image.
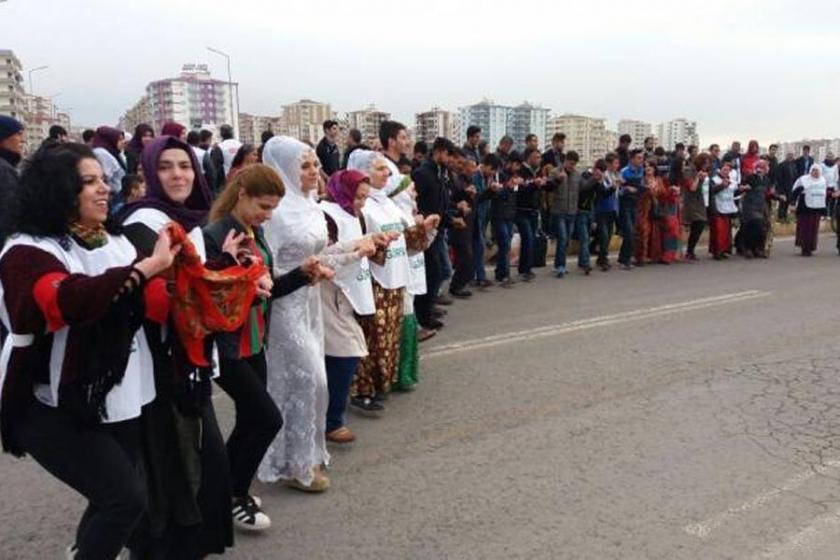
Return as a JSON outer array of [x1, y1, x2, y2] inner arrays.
[[3, 234, 840, 559]]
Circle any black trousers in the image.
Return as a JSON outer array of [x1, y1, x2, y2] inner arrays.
[[215, 352, 283, 498], [449, 223, 474, 292], [686, 220, 706, 256], [415, 233, 443, 327], [20, 401, 146, 560]]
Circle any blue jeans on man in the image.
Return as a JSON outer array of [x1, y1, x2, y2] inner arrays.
[[553, 213, 577, 275], [492, 218, 514, 281], [618, 201, 636, 266], [575, 211, 592, 270], [515, 210, 538, 276]]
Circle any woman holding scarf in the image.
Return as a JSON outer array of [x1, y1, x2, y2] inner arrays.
[[258, 136, 365, 492], [204, 163, 328, 530], [0, 143, 178, 559], [121, 135, 249, 558]]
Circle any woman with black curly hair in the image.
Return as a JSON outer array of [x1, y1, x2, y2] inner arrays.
[[0, 143, 179, 559]]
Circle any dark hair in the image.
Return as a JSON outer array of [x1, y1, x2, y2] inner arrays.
[[432, 137, 456, 155], [261, 129, 275, 145], [82, 129, 96, 143], [477, 140, 488, 153], [397, 155, 412, 169], [413, 140, 428, 155], [499, 135, 513, 145], [565, 150, 580, 163], [49, 125, 68, 139], [688, 144, 698, 153], [769, 143, 779, 150], [481, 153, 502, 170], [619, 134, 632, 144], [219, 124, 234, 140], [675, 142, 686, 151], [653, 147, 666, 157], [186, 130, 200, 146], [15, 143, 119, 239], [450, 147, 466, 158], [645, 159, 658, 174], [466, 125, 481, 138], [322, 119, 338, 132], [348, 128, 362, 144], [379, 120, 406, 151], [199, 129, 213, 143], [120, 173, 144, 200], [803, 145, 811, 151], [630, 148, 644, 159], [605, 152, 618, 163], [643, 136, 654, 145], [709, 143, 720, 151], [508, 151, 523, 164], [525, 134, 537, 144], [552, 132, 566, 143], [230, 143, 256, 170], [523, 147, 540, 161], [594, 159, 608, 172], [722, 153, 735, 163]]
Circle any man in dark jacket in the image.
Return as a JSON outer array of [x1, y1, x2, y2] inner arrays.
[[0, 116, 24, 246], [316, 119, 341, 178], [616, 134, 632, 168], [412, 137, 456, 329], [776, 153, 798, 222], [447, 151, 476, 298], [488, 152, 522, 286], [796, 145, 814, 177], [341, 128, 368, 170], [462, 125, 482, 163], [516, 147, 546, 281]]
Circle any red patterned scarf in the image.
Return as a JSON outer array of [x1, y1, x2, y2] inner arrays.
[[166, 222, 267, 366]]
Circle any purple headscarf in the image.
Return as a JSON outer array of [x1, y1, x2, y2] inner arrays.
[[327, 169, 368, 215], [91, 126, 124, 160], [118, 135, 212, 231], [127, 123, 154, 155]]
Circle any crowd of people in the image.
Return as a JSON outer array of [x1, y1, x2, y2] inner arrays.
[[0, 111, 837, 559]]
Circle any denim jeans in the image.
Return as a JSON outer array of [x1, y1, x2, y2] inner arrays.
[[473, 214, 488, 282], [492, 218, 514, 281], [437, 229, 452, 282], [596, 212, 617, 265], [515, 210, 538, 275], [325, 355, 360, 433], [553, 213, 577, 271], [618, 202, 637, 265], [575, 212, 592, 268]]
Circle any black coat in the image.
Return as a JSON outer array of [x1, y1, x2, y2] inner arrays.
[[0, 150, 20, 246], [412, 159, 451, 228]]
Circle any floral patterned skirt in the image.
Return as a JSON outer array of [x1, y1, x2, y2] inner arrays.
[[352, 283, 404, 398]]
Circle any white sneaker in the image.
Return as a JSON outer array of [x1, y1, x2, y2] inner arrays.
[[232, 495, 271, 532]]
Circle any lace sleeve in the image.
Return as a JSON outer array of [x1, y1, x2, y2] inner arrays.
[[318, 241, 360, 271]]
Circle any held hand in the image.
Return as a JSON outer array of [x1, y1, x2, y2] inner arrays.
[[627, 186, 638, 194], [314, 264, 335, 282], [255, 273, 273, 298], [355, 237, 377, 258], [222, 229, 248, 261], [414, 214, 425, 227], [451, 217, 467, 229], [465, 185, 477, 196], [489, 181, 503, 192], [300, 256, 321, 279], [424, 214, 441, 231], [456, 200, 470, 214], [138, 229, 182, 278]]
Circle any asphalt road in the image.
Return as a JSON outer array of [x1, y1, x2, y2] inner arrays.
[[4, 234, 840, 559]]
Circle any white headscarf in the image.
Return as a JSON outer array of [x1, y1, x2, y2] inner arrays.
[[262, 136, 326, 256], [347, 149, 389, 202]]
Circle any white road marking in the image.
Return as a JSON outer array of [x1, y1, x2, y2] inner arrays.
[[422, 290, 770, 360], [751, 505, 840, 559], [684, 460, 840, 539]]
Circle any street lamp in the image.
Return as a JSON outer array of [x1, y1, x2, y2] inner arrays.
[[206, 46, 239, 134], [28, 65, 48, 94]]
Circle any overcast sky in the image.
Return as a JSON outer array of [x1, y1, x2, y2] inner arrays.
[[4, 0, 839, 147]]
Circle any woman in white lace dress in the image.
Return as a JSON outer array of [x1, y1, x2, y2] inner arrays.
[[257, 136, 363, 492]]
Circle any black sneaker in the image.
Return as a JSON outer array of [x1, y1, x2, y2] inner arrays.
[[421, 318, 445, 330], [435, 295, 454, 306], [350, 396, 385, 417], [520, 272, 536, 282], [449, 287, 473, 298], [232, 495, 271, 532]]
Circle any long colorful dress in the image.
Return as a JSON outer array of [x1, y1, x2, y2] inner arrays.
[[656, 179, 681, 262]]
